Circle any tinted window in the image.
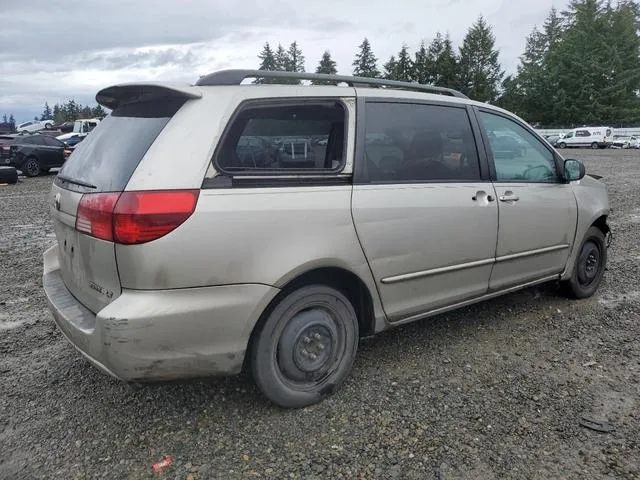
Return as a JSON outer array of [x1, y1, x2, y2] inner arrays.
[[58, 98, 184, 192], [22, 136, 43, 145], [480, 111, 558, 183], [43, 136, 63, 147], [363, 102, 481, 182], [215, 101, 346, 173]]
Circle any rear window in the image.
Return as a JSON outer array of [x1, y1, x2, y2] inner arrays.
[[57, 98, 184, 192]]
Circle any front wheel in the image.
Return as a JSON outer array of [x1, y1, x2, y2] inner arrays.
[[563, 226, 607, 298], [44, 122, 52, 130], [591, 142, 599, 149], [251, 285, 359, 408], [558, 142, 567, 149]]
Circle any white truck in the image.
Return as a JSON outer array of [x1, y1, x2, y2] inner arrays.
[[556, 126, 614, 149], [56, 118, 101, 142]]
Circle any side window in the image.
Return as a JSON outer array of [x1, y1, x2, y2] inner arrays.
[[363, 102, 481, 182], [43, 136, 62, 147], [479, 111, 558, 183], [215, 101, 346, 173]]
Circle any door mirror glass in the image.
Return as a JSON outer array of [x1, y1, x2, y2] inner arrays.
[[564, 159, 585, 181]]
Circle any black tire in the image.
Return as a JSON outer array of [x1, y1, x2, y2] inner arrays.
[[251, 285, 359, 408], [558, 142, 567, 149], [44, 123, 52, 130], [0, 166, 18, 184], [591, 142, 599, 149], [563, 226, 607, 299], [22, 156, 41, 177]]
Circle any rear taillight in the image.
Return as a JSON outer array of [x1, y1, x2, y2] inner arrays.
[[75, 190, 199, 245], [76, 192, 119, 241]]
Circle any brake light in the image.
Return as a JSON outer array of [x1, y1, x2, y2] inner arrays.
[[75, 193, 119, 241], [75, 190, 199, 245]]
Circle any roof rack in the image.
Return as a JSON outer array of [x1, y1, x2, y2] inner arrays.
[[195, 69, 468, 99]]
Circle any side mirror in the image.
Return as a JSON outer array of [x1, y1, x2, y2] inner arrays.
[[564, 158, 585, 181]]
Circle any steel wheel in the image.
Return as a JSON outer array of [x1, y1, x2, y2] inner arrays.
[[563, 226, 607, 299], [252, 285, 359, 408]]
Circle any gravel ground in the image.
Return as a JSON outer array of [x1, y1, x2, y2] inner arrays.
[[1, 150, 639, 480]]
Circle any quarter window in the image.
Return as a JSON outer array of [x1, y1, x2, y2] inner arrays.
[[215, 101, 346, 173], [362, 102, 481, 182], [480, 111, 558, 183]]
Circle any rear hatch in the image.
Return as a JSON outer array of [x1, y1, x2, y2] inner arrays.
[[50, 95, 188, 313]]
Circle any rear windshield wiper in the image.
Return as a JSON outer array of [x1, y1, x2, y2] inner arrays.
[[56, 174, 97, 189]]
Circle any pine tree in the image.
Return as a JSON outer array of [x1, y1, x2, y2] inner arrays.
[[395, 44, 414, 81], [429, 33, 459, 88], [40, 102, 53, 121], [414, 41, 430, 84], [383, 56, 397, 79], [52, 104, 62, 124], [256, 42, 278, 84], [312, 51, 338, 84], [352, 38, 380, 78], [9, 114, 15, 128], [81, 106, 92, 118], [92, 105, 107, 118], [555, 0, 610, 125], [274, 44, 288, 71], [286, 41, 305, 72], [458, 16, 504, 102], [2, 114, 7, 123]]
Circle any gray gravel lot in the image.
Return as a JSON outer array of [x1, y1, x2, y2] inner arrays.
[[1, 150, 639, 479]]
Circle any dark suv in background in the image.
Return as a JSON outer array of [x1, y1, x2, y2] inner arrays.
[[1, 134, 66, 176]]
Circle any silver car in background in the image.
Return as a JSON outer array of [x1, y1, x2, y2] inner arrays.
[[43, 70, 610, 408]]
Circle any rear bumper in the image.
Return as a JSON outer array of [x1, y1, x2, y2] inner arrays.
[[43, 244, 280, 382]]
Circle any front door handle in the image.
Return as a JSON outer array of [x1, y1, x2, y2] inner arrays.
[[499, 191, 520, 202]]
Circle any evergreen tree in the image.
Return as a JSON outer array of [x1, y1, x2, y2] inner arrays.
[[395, 44, 414, 81], [555, 0, 610, 125], [312, 51, 338, 84], [352, 38, 380, 78], [40, 102, 53, 121], [274, 44, 288, 70], [256, 42, 278, 83], [457, 16, 504, 102], [430, 34, 459, 88], [9, 114, 15, 128], [413, 41, 430, 84], [52, 104, 62, 124], [2, 114, 7, 123], [81, 106, 92, 118], [92, 105, 107, 118], [286, 41, 305, 72], [383, 56, 397, 79]]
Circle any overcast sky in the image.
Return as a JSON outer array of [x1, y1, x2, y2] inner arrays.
[[0, 0, 562, 122]]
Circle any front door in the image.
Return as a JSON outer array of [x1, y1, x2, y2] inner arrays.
[[476, 109, 578, 291], [352, 100, 498, 322]]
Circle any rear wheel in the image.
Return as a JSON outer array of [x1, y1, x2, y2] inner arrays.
[[251, 285, 359, 408], [591, 142, 599, 149], [23, 157, 41, 177], [563, 226, 607, 298]]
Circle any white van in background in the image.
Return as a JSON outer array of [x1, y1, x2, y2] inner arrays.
[[556, 126, 614, 149]]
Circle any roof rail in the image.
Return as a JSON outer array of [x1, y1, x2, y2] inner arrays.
[[195, 69, 468, 99]]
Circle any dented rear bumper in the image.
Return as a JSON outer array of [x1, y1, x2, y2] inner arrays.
[[42, 244, 279, 382]]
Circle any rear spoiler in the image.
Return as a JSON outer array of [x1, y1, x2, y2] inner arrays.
[[96, 83, 202, 110]]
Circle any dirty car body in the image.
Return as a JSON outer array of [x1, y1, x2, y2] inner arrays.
[[43, 71, 611, 408]]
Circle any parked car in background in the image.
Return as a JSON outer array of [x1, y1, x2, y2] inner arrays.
[[56, 118, 100, 142], [611, 135, 640, 149], [42, 69, 611, 408], [17, 120, 54, 134], [556, 126, 613, 149], [1, 134, 66, 176], [63, 134, 85, 147], [543, 133, 564, 147], [54, 122, 75, 133]]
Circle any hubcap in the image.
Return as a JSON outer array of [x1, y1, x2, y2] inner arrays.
[[277, 307, 342, 383]]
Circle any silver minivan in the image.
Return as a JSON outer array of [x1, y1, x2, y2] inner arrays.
[[43, 70, 610, 408]]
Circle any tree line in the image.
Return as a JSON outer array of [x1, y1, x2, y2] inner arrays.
[[1, 100, 107, 130], [256, 0, 640, 127]]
